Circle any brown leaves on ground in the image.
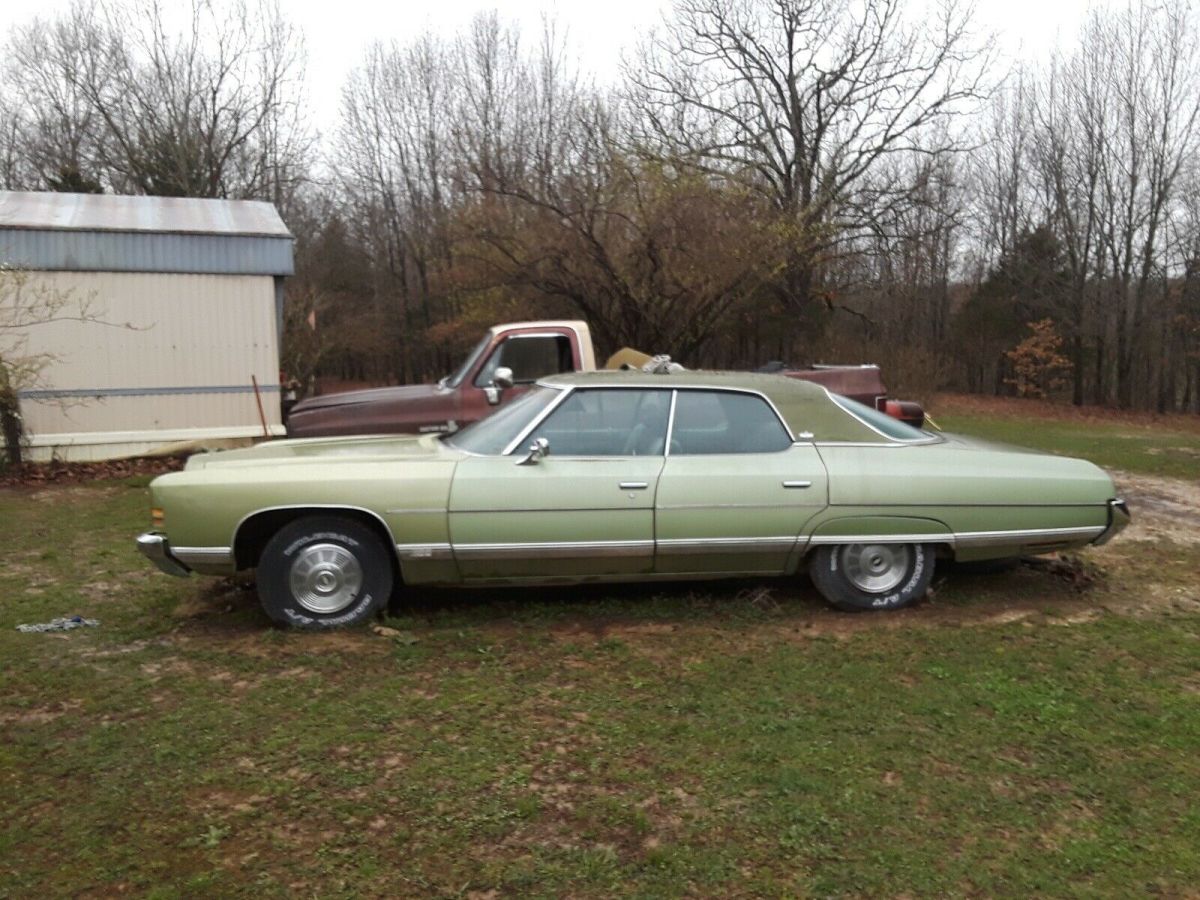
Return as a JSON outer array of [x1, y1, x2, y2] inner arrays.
[[0, 455, 186, 488], [934, 393, 1200, 434]]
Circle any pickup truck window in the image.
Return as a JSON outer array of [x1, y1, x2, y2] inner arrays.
[[474, 334, 574, 387], [443, 334, 492, 389], [446, 386, 562, 455], [525, 388, 671, 456]]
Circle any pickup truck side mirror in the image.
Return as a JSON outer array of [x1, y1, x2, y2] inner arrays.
[[485, 366, 515, 405], [515, 436, 549, 466]]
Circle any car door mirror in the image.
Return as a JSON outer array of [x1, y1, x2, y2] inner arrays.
[[485, 366, 514, 405], [515, 436, 549, 466]]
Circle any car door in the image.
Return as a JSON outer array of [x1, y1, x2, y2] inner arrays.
[[655, 389, 829, 575], [449, 387, 671, 580]]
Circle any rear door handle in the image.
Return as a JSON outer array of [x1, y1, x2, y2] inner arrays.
[[782, 480, 812, 489], [619, 482, 649, 490]]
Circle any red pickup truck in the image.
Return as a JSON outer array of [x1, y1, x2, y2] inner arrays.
[[285, 320, 923, 438]]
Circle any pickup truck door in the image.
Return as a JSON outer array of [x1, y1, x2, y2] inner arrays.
[[654, 389, 828, 575], [448, 388, 670, 580], [460, 330, 579, 427]]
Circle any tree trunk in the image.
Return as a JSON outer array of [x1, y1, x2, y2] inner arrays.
[[0, 389, 21, 467]]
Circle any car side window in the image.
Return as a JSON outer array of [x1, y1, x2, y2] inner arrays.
[[670, 391, 792, 454], [475, 335, 574, 386], [522, 388, 671, 456]]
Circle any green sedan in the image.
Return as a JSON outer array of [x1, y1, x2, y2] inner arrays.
[[136, 371, 1130, 627]]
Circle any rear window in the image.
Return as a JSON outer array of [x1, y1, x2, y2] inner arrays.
[[829, 393, 932, 442]]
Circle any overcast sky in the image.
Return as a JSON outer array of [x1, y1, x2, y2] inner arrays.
[[3, 0, 1103, 129]]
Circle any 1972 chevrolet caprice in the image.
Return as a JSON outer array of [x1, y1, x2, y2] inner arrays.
[[137, 371, 1129, 628]]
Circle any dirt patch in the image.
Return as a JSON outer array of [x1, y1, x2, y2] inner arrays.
[[0, 698, 83, 726], [1111, 470, 1200, 545]]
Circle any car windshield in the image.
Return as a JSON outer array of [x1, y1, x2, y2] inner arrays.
[[829, 393, 935, 442], [445, 386, 562, 455], [440, 333, 492, 388]]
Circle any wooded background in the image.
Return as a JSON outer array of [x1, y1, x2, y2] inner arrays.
[[3, 0, 1199, 411]]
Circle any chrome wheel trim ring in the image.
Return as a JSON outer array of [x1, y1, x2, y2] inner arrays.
[[840, 543, 911, 594], [288, 542, 364, 614]]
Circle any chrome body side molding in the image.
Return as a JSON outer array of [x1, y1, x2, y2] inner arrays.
[[953, 526, 1105, 547], [171, 545, 236, 575], [395, 543, 454, 561], [805, 525, 1106, 549]]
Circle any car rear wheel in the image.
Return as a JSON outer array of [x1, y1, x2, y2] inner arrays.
[[256, 515, 392, 629], [809, 542, 934, 612]]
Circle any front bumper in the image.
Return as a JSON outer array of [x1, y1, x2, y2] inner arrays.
[[1092, 499, 1131, 546], [136, 533, 191, 577]]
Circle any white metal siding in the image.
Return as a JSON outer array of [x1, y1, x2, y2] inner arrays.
[[15, 271, 282, 459]]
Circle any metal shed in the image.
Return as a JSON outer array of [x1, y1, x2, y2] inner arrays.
[[0, 190, 293, 461]]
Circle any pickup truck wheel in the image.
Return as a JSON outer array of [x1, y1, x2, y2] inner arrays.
[[256, 516, 392, 629], [809, 542, 934, 612]]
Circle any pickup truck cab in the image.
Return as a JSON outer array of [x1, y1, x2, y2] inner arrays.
[[286, 321, 595, 438], [285, 319, 921, 438]]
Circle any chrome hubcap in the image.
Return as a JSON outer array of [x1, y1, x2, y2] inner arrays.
[[841, 543, 910, 594], [289, 543, 363, 614]]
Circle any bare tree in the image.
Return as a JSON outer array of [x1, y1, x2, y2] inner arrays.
[[627, 0, 992, 324], [3, 0, 312, 200], [3, 9, 106, 191]]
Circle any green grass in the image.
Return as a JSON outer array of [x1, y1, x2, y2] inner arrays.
[[936, 408, 1200, 481], [1, 432, 1199, 896]]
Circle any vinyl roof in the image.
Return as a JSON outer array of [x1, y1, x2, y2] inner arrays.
[[0, 191, 290, 237], [540, 369, 886, 442]]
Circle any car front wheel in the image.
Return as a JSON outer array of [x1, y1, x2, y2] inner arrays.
[[256, 515, 393, 629], [809, 542, 934, 612]]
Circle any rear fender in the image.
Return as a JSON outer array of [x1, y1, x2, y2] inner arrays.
[[800, 515, 954, 560]]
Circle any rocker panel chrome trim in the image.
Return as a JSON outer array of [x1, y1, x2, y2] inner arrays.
[[656, 536, 798, 555], [454, 540, 655, 560]]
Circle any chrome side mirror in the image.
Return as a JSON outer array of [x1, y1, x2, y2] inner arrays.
[[485, 366, 514, 406], [515, 436, 549, 466]]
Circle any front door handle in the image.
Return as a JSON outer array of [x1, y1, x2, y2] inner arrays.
[[619, 482, 649, 490], [782, 480, 812, 489]]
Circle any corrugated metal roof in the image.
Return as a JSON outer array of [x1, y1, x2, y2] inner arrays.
[[0, 190, 294, 276], [0, 229, 294, 276], [0, 190, 290, 237]]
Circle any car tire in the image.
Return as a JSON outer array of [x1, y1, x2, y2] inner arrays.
[[256, 515, 393, 629], [809, 542, 934, 612]]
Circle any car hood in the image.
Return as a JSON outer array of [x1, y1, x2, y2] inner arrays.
[[184, 433, 461, 470], [288, 382, 446, 413]]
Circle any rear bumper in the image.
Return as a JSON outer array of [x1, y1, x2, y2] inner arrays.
[[136, 533, 191, 577], [1092, 499, 1131, 546]]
